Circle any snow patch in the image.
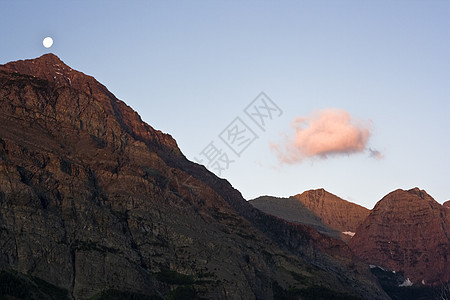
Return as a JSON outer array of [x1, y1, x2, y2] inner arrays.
[[399, 278, 413, 287], [342, 231, 355, 237], [369, 265, 388, 271]]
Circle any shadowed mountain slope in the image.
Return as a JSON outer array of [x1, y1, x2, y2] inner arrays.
[[250, 195, 342, 240], [250, 189, 370, 242]]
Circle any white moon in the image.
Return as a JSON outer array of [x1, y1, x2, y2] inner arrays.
[[43, 37, 53, 48]]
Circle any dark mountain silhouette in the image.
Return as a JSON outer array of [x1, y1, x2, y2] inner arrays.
[[0, 54, 388, 299]]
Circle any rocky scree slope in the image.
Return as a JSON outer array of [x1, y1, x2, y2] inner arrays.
[[0, 54, 388, 299]]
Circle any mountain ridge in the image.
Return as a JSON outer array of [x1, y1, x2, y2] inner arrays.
[[250, 195, 343, 240], [250, 189, 370, 242], [250, 187, 449, 292], [292, 189, 370, 233]]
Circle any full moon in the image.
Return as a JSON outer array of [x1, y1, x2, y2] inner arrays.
[[43, 37, 53, 48]]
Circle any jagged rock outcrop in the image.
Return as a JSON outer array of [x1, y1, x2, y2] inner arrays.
[[0, 54, 388, 299], [444, 200, 450, 209], [349, 188, 450, 286]]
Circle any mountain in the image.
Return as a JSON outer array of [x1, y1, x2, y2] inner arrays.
[[0, 54, 388, 299], [250, 195, 342, 240], [251, 188, 450, 298], [250, 189, 370, 241], [293, 189, 370, 235], [349, 188, 450, 286]]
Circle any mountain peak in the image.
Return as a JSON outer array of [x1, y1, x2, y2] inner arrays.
[[349, 188, 449, 285], [1, 54, 182, 158], [2, 53, 85, 89], [292, 189, 370, 233], [35, 53, 65, 64], [406, 187, 428, 199], [302, 188, 327, 196], [6, 53, 65, 66], [375, 188, 435, 209]]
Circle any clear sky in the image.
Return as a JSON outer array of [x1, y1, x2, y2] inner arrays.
[[2, 1, 449, 208]]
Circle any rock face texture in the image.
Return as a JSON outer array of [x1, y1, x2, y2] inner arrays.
[[444, 200, 450, 209], [0, 54, 388, 299], [349, 188, 450, 286]]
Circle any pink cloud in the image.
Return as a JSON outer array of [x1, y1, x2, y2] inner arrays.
[[271, 109, 375, 164]]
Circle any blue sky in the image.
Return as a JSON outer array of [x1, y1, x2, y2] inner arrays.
[[2, 1, 449, 208]]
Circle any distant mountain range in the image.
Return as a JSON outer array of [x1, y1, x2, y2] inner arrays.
[[0, 54, 390, 299], [250, 188, 450, 299]]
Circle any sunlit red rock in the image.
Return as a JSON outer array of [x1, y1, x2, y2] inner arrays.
[[349, 188, 450, 286]]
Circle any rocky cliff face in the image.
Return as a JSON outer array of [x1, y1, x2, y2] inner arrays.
[[349, 188, 450, 286], [0, 54, 388, 299]]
